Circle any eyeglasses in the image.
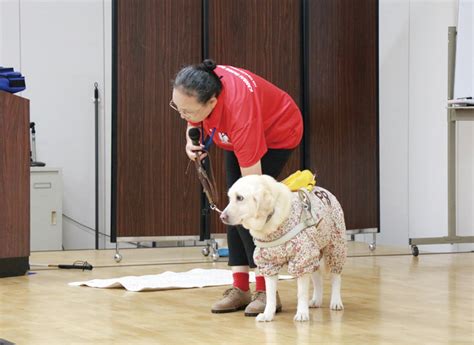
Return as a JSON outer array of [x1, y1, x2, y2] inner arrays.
[[169, 100, 180, 112], [169, 100, 205, 118]]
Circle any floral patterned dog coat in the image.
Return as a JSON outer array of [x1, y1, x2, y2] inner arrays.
[[253, 187, 347, 277]]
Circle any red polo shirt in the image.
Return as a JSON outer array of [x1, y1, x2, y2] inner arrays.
[[191, 65, 303, 168]]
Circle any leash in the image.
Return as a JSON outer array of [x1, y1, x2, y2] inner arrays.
[[186, 126, 222, 214], [192, 149, 222, 214]]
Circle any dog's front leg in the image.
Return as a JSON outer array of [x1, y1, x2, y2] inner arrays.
[[330, 273, 344, 310], [256, 275, 278, 322], [294, 274, 310, 321]]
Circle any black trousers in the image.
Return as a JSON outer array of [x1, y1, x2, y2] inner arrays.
[[225, 149, 293, 268]]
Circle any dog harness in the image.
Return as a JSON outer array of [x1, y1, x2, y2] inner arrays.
[[253, 187, 346, 277], [254, 189, 320, 248]]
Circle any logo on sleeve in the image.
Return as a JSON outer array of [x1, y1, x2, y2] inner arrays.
[[218, 132, 231, 145]]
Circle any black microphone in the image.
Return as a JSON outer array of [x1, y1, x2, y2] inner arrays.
[[188, 127, 201, 146]]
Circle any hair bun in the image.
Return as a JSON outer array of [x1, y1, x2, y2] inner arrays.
[[201, 59, 217, 72]]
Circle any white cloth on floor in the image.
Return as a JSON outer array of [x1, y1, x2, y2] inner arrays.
[[69, 268, 293, 292]]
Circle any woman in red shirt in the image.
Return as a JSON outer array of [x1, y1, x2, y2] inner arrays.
[[171, 59, 303, 316]]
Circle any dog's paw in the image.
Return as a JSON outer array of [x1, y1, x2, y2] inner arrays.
[[309, 298, 323, 308], [293, 310, 310, 322], [256, 312, 275, 322], [330, 298, 344, 311]]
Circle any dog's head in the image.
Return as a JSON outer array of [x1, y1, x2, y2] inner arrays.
[[220, 175, 291, 236]]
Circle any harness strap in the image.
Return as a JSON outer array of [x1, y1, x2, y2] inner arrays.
[[254, 188, 320, 248], [254, 217, 321, 248]]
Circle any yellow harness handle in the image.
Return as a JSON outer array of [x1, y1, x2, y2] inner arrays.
[[281, 169, 316, 191]]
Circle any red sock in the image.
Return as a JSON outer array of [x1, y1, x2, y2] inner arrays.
[[255, 275, 266, 292], [233, 272, 250, 292]]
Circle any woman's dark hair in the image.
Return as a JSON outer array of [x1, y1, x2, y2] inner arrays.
[[173, 59, 223, 104]]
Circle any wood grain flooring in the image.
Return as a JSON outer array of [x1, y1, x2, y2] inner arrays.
[[0, 243, 472, 344]]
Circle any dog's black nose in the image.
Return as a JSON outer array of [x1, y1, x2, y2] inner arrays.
[[220, 212, 228, 223]]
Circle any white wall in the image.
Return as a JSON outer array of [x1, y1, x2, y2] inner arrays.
[[103, 0, 113, 249], [0, 3, 2, 55], [454, 0, 474, 243], [378, 0, 410, 248], [409, 0, 452, 250], [1, 0, 21, 70], [377, 0, 474, 252], [454, 0, 474, 99], [1, 0, 112, 250]]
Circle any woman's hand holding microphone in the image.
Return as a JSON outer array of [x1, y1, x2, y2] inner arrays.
[[186, 127, 208, 161]]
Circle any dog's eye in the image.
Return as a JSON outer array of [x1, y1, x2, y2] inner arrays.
[[236, 195, 244, 202]]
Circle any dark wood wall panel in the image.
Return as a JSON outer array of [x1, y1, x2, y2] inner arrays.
[[113, 0, 379, 239], [208, 0, 302, 234], [0, 91, 30, 259], [115, 0, 202, 237], [306, 0, 379, 230]]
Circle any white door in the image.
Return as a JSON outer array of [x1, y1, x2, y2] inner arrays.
[[20, 0, 105, 249]]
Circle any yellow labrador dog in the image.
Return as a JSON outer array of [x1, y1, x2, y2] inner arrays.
[[220, 175, 347, 322]]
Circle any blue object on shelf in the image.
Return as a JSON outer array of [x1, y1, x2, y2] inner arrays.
[[0, 66, 26, 93], [218, 248, 229, 257]]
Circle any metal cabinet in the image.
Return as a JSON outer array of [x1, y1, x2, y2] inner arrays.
[[30, 167, 63, 251]]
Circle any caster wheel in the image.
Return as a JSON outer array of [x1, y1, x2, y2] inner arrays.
[[369, 242, 376, 251], [411, 245, 419, 257], [114, 253, 122, 263], [202, 247, 210, 256], [211, 252, 220, 261]]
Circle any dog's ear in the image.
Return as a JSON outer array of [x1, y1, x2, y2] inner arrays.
[[254, 185, 275, 218]]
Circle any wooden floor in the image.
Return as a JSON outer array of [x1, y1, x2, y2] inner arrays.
[[1, 243, 473, 344]]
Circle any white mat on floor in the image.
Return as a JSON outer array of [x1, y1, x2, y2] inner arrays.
[[69, 269, 293, 292]]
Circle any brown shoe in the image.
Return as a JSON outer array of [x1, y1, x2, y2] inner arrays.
[[244, 291, 282, 317], [211, 287, 251, 313]]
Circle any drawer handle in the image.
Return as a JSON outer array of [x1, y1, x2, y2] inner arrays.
[[34, 182, 52, 189], [51, 211, 57, 225]]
